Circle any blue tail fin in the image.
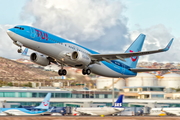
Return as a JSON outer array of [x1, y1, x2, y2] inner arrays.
[[124, 34, 145, 68], [35, 93, 51, 109], [113, 95, 124, 108]]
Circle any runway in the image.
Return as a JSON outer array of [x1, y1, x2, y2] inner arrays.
[[1, 116, 180, 120]]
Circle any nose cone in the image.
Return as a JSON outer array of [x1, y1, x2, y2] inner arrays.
[[7, 29, 14, 38]]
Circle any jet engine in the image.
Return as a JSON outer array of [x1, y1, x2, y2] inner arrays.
[[71, 51, 91, 66], [30, 53, 50, 66]]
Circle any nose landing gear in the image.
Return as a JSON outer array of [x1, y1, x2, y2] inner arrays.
[[13, 41, 23, 53], [17, 48, 22, 53]]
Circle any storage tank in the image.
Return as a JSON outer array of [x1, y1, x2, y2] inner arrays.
[[96, 77, 125, 89], [53, 82, 63, 87], [159, 73, 180, 89], [126, 73, 157, 87]]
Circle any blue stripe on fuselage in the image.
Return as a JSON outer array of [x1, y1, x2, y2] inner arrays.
[[101, 61, 137, 76], [2, 108, 47, 114], [11, 25, 136, 75]]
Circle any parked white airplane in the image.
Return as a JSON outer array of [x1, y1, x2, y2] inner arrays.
[[2, 93, 51, 116], [150, 107, 180, 116], [72, 95, 124, 116], [7, 25, 173, 78]]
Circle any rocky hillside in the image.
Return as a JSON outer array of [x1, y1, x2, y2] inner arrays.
[[0, 57, 58, 82], [0, 57, 93, 81]]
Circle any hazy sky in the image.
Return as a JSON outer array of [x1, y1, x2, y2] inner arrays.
[[0, 0, 179, 62]]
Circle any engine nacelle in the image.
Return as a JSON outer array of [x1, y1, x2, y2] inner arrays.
[[71, 51, 91, 66], [30, 53, 50, 66]]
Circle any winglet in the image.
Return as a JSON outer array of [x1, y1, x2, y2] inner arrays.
[[162, 38, 174, 51], [21, 48, 29, 56]]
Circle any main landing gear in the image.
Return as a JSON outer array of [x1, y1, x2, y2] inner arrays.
[[58, 64, 67, 76], [57, 64, 91, 76], [82, 68, 91, 75], [58, 69, 67, 76]]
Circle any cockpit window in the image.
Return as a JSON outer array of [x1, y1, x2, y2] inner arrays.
[[14, 27, 20, 29], [14, 26, 24, 30]]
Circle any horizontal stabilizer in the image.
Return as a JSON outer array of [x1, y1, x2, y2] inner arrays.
[[129, 68, 170, 72]]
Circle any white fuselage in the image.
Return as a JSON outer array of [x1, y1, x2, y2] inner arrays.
[[3, 109, 48, 116], [73, 107, 124, 116], [150, 108, 180, 116]]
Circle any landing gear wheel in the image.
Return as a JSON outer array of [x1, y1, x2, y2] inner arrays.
[[82, 69, 91, 75], [17, 49, 22, 53], [62, 69, 67, 75], [86, 69, 91, 75], [58, 69, 62, 76], [82, 69, 86, 75], [58, 69, 67, 76]]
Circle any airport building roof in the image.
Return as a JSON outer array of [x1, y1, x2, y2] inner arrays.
[[122, 86, 165, 88]]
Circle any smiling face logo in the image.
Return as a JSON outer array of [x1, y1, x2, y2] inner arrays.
[[43, 101, 49, 106], [129, 50, 138, 62]]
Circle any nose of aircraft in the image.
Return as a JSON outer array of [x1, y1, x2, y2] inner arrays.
[[7, 29, 14, 38]]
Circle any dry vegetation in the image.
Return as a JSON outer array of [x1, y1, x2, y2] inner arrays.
[[0, 57, 95, 87], [0, 57, 57, 81]]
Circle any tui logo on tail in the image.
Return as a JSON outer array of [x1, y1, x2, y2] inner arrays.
[[129, 50, 138, 62], [35, 93, 51, 109], [43, 101, 49, 106]]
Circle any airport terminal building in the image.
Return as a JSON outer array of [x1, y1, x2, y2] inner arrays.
[[0, 87, 119, 108], [1, 86, 180, 108]]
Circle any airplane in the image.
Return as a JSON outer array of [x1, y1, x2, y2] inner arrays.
[[7, 25, 173, 78], [150, 107, 180, 116], [72, 94, 124, 116], [2, 93, 51, 116]]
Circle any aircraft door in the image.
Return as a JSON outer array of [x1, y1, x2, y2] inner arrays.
[[30, 28, 36, 38]]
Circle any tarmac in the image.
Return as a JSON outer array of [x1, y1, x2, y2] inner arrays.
[[1, 116, 180, 120]]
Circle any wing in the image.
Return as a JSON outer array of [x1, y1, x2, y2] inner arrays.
[[47, 57, 59, 65], [164, 110, 180, 116], [22, 47, 65, 66], [3, 111, 13, 115], [90, 38, 173, 63], [77, 111, 97, 115], [130, 68, 170, 72], [114, 108, 125, 112]]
